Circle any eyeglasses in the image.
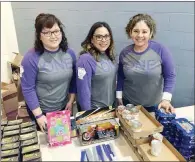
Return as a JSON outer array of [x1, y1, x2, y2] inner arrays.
[[93, 34, 111, 41], [41, 30, 61, 37]]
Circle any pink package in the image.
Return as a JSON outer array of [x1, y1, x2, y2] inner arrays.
[[46, 110, 72, 147]]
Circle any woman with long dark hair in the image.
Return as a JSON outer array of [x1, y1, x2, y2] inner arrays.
[[76, 22, 117, 111], [21, 13, 76, 132]]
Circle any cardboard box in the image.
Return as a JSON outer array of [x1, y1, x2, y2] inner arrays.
[[120, 123, 150, 147], [8, 52, 23, 68], [75, 107, 119, 145], [7, 52, 23, 87], [121, 130, 144, 161], [17, 78, 24, 102], [137, 137, 186, 161], [1, 83, 18, 120], [116, 105, 163, 139], [1, 104, 7, 120]]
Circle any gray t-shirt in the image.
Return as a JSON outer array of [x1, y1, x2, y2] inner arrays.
[[117, 40, 176, 107], [21, 48, 76, 113], [76, 53, 117, 110]]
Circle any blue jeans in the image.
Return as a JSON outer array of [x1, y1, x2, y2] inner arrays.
[[122, 98, 158, 112]]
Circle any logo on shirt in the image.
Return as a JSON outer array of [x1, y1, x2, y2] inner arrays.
[[78, 67, 86, 80], [20, 65, 24, 77]]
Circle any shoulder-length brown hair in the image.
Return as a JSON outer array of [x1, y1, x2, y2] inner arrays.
[[80, 22, 115, 62], [34, 13, 68, 54]]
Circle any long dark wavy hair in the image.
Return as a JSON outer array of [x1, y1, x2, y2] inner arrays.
[[80, 22, 115, 62], [34, 13, 68, 54]]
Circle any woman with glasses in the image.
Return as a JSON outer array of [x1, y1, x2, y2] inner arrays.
[[20, 13, 76, 132], [117, 14, 176, 113], [76, 22, 117, 111]]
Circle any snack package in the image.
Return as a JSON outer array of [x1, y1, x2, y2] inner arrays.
[[20, 121, 36, 128], [1, 148, 19, 158], [7, 119, 23, 125], [20, 132, 37, 141], [22, 144, 40, 154], [46, 110, 71, 147], [2, 135, 19, 144], [155, 108, 176, 121], [1, 156, 18, 161], [3, 129, 20, 137], [1, 120, 8, 126], [4, 125, 20, 131], [23, 151, 41, 161], [21, 126, 36, 134], [1, 142, 20, 150], [21, 137, 38, 147]]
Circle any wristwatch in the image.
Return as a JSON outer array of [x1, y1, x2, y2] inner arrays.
[[35, 114, 43, 119]]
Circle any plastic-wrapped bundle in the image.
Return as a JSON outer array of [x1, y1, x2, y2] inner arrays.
[[155, 108, 176, 122], [172, 118, 195, 141], [155, 108, 176, 140], [171, 118, 195, 160]]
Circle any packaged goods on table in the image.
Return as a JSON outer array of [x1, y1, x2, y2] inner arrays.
[[75, 107, 119, 145], [117, 105, 163, 139], [7, 119, 23, 125], [20, 121, 36, 128], [1, 142, 20, 151], [171, 118, 195, 161], [80, 143, 117, 161], [2, 135, 19, 144], [118, 105, 142, 132], [1, 119, 42, 162], [46, 110, 72, 147], [155, 108, 176, 141]]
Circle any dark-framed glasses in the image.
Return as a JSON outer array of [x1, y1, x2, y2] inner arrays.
[[93, 34, 111, 41], [41, 30, 61, 37]]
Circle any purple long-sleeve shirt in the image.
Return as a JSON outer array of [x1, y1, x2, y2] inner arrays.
[[117, 40, 176, 107], [20, 48, 76, 113], [76, 53, 117, 111]]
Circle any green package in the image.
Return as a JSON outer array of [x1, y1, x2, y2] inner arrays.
[[22, 144, 40, 154], [3, 129, 20, 137], [2, 135, 19, 144], [20, 131, 37, 141], [1, 142, 20, 150], [21, 126, 36, 134], [7, 119, 23, 125], [23, 151, 41, 161], [21, 121, 35, 128], [21, 137, 38, 147], [1, 156, 18, 161], [4, 125, 20, 131], [1, 120, 8, 126], [1, 148, 19, 158]]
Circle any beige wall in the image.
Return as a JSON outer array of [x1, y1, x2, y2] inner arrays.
[[1, 2, 19, 83]]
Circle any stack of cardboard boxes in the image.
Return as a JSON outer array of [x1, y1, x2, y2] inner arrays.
[[116, 105, 186, 161], [1, 52, 30, 121]]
